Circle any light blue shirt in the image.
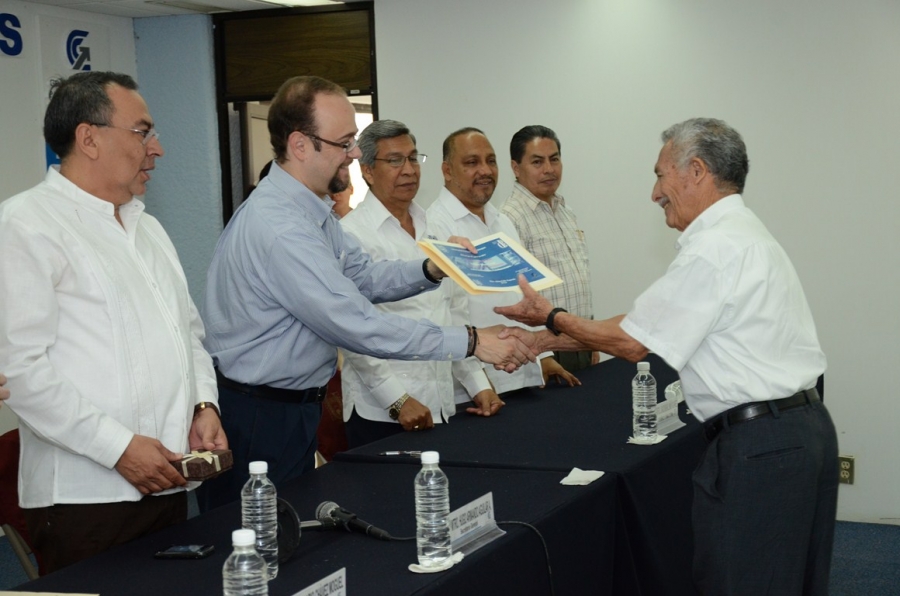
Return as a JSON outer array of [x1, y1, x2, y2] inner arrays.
[[203, 162, 468, 390]]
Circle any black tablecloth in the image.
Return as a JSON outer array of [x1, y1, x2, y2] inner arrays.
[[16, 462, 617, 595], [336, 353, 706, 595]]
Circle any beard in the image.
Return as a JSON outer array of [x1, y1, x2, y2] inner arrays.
[[328, 175, 348, 195]]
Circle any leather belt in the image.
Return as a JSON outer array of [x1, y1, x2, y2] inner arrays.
[[703, 387, 819, 441], [215, 369, 328, 405]]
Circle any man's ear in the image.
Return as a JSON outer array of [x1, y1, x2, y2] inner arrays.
[[441, 160, 451, 183], [74, 122, 100, 160], [288, 130, 307, 160], [511, 159, 521, 182], [688, 156, 709, 185], [361, 163, 375, 186]]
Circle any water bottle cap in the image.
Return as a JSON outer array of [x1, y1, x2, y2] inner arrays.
[[420, 451, 439, 464], [637, 362, 650, 371], [232, 529, 256, 546], [249, 461, 268, 474]]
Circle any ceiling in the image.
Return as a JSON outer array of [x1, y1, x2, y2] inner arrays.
[[20, 0, 342, 18]]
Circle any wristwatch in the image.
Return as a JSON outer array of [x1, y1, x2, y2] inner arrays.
[[389, 394, 411, 420], [193, 401, 220, 418]]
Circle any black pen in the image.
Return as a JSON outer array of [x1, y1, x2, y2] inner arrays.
[[378, 450, 422, 457]]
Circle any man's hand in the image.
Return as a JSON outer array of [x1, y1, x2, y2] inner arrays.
[[115, 435, 188, 495], [592, 351, 601, 366], [494, 274, 554, 327], [446, 235, 478, 254], [540, 358, 581, 388], [399, 397, 434, 431], [0, 373, 9, 406], [466, 389, 505, 416], [189, 407, 228, 452], [475, 324, 537, 373], [425, 236, 478, 281]]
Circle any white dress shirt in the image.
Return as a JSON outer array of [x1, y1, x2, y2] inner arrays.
[[339, 191, 491, 422], [0, 167, 218, 507], [427, 187, 546, 398], [620, 195, 826, 421]]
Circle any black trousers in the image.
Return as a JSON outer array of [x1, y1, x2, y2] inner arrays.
[[692, 399, 839, 595], [197, 385, 321, 511], [23, 491, 187, 574]]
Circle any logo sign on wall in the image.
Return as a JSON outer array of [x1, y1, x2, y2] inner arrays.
[[66, 29, 90, 70], [38, 15, 109, 82], [0, 12, 23, 57]]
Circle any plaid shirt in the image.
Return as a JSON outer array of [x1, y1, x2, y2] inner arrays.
[[501, 182, 594, 319]]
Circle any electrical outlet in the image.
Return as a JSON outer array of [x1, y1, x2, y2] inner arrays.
[[839, 456, 855, 485]]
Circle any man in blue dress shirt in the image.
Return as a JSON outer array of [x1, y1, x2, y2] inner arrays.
[[200, 76, 533, 509]]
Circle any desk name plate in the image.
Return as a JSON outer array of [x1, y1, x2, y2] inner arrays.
[[291, 567, 346, 596], [448, 491, 506, 556], [656, 395, 686, 436]]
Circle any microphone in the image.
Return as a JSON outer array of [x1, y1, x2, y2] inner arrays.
[[315, 501, 393, 541]]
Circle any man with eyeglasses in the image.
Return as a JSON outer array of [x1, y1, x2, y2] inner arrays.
[[201, 77, 536, 508], [0, 71, 225, 572], [427, 128, 579, 407], [338, 120, 504, 447]]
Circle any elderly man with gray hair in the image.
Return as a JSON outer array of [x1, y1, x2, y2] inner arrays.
[[498, 118, 838, 595], [339, 120, 503, 447]]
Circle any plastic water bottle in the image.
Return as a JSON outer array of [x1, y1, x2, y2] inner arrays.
[[414, 451, 452, 568], [632, 362, 658, 442], [241, 461, 278, 580], [222, 529, 268, 596]]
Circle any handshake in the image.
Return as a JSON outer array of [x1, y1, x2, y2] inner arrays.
[[472, 325, 544, 373]]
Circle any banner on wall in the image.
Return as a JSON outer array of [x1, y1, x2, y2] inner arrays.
[[38, 15, 112, 167]]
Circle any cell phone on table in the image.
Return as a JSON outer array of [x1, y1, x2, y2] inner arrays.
[[154, 544, 215, 559]]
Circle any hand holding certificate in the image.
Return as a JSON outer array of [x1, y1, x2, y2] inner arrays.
[[418, 232, 562, 295]]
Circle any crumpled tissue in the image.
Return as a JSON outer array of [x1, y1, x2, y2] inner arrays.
[[560, 467, 605, 485]]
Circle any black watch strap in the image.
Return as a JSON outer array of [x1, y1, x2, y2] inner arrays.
[[546, 307, 568, 336]]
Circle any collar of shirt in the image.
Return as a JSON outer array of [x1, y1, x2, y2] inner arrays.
[[354, 189, 429, 240], [435, 186, 502, 228], [46, 166, 146, 233], [676, 193, 743, 251], [265, 160, 335, 227], [511, 181, 565, 213]]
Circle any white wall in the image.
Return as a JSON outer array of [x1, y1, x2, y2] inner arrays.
[[373, 0, 900, 524], [0, 0, 136, 435]]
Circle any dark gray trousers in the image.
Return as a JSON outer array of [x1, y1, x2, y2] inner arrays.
[[692, 399, 839, 595]]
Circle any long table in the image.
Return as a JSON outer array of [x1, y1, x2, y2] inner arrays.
[[16, 354, 704, 595], [337, 353, 706, 595], [15, 463, 617, 595]]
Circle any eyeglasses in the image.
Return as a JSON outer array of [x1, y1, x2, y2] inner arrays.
[[92, 123, 160, 146], [303, 132, 359, 153], [372, 154, 427, 168]]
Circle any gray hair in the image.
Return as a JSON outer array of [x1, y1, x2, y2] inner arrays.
[[661, 118, 749, 194], [358, 119, 417, 166]]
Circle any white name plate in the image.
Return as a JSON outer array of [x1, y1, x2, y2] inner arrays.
[[448, 492, 505, 556], [656, 395, 686, 436], [291, 567, 346, 596]]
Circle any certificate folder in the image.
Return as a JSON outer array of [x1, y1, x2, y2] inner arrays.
[[418, 232, 562, 295]]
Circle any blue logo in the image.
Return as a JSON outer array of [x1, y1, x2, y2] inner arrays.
[[0, 13, 23, 57], [66, 29, 91, 71]]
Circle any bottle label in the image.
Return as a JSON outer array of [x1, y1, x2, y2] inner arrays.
[[291, 567, 346, 596]]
